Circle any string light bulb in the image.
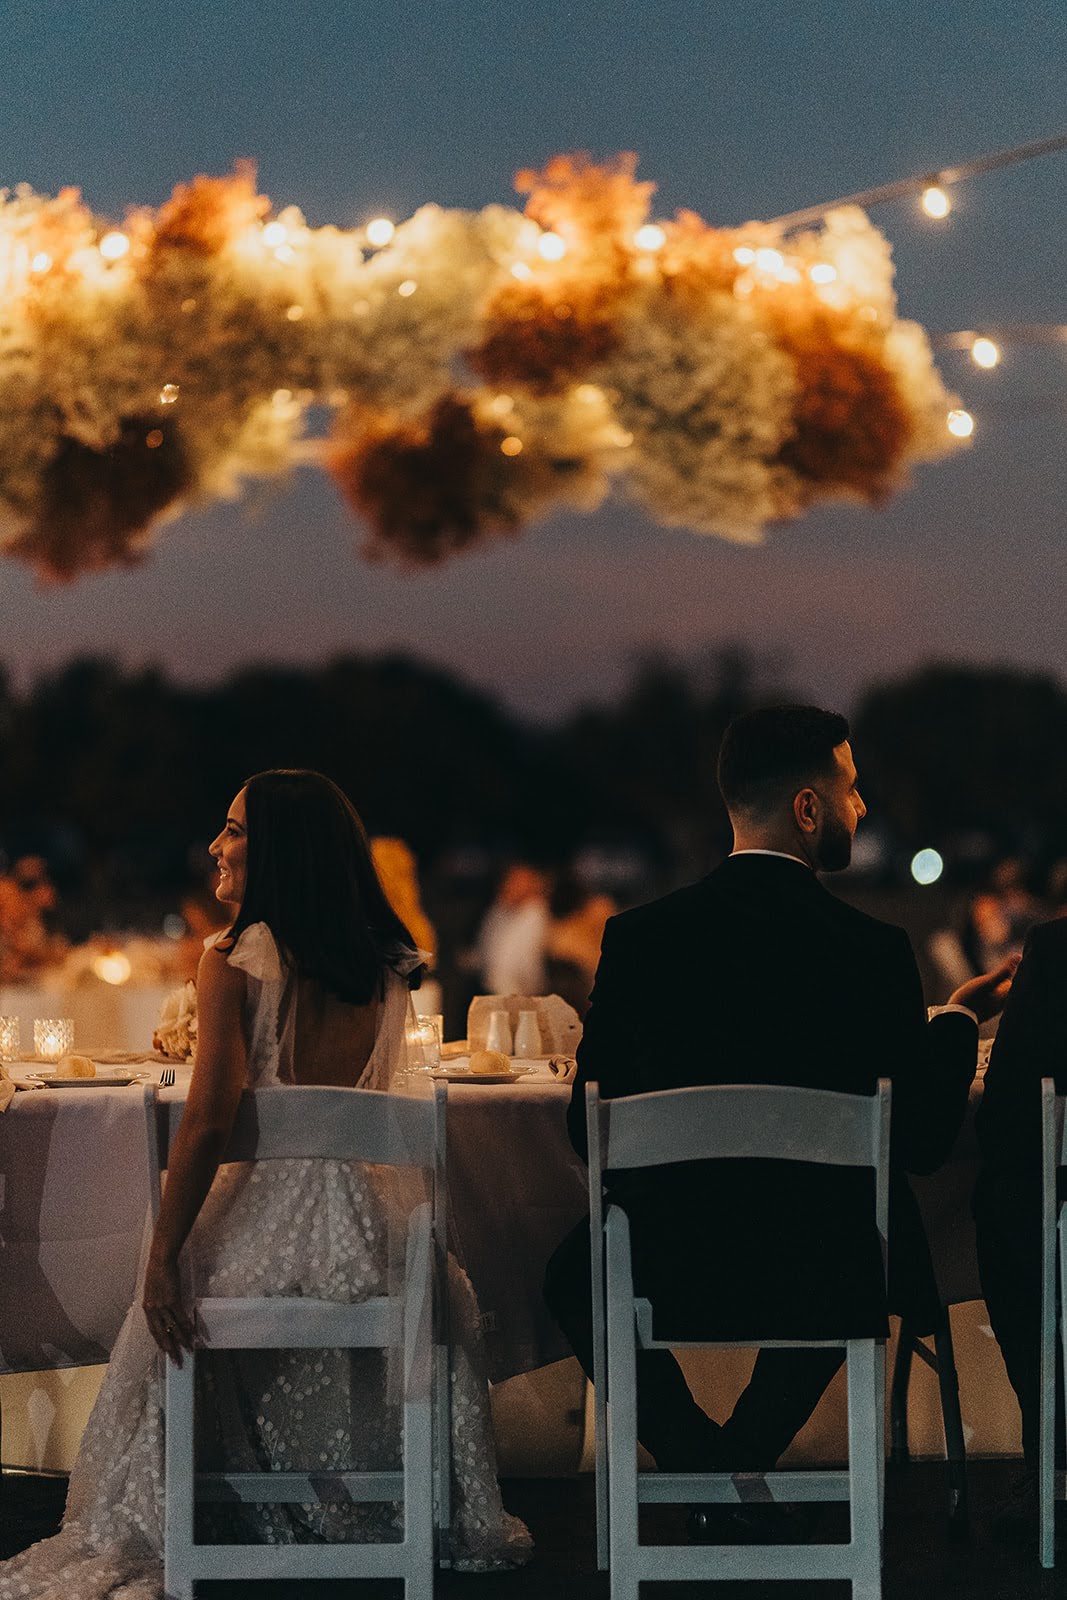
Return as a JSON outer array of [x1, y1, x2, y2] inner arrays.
[[397, 279, 417, 297], [510, 261, 533, 281], [754, 247, 785, 274], [947, 408, 974, 438], [733, 246, 756, 266], [971, 337, 1000, 369], [31, 251, 52, 273], [262, 221, 288, 247], [99, 230, 130, 261], [809, 263, 837, 285], [366, 217, 395, 248], [159, 383, 179, 404], [633, 224, 666, 252], [921, 186, 952, 219], [500, 435, 524, 456], [536, 231, 567, 262]]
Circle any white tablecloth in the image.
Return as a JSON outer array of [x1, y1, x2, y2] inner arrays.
[[0, 1062, 587, 1380]]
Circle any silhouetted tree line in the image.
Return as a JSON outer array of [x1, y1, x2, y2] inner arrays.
[[1, 651, 1066, 909]]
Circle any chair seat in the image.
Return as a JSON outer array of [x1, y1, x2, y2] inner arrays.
[[635, 1296, 850, 1350], [637, 1469, 851, 1503], [195, 1294, 404, 1349], [196, 1469, 405, 1503]]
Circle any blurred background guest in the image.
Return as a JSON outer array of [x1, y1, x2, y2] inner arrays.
[[1044, 858, 1067, 920], [0, 854, 68, 981], [371, 837, 437, 966], [372, 835, 441, 1013], [545, 877, 616, 1017], [961, 858, 1041, 973], [477, 863, 550, 996]]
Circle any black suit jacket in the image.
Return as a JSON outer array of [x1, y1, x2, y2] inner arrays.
[[976, 914, 1067, 1184], [567, 854, 978, 1339]]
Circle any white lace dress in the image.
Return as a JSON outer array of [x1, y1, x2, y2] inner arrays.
[[0, 924, 531, 1600]]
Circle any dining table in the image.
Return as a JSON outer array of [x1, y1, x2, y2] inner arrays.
[[0, 1052, 1017, 1472], [0, 1056, 586, 1380]]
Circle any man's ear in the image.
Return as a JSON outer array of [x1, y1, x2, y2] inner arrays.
[[793, 787, 819, 835]]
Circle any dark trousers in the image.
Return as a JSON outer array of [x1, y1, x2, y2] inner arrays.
[[544, 1220, 844, 1472], [974, 1173, 1063, 1469]]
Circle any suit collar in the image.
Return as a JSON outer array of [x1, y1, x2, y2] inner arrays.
[[710, 852, 829, 893]]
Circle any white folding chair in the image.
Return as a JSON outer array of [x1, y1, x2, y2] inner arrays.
[[144, 1080, 447, 1599], [1039, 1077, 1066, 1566], [587, 1079, 891, 1600]]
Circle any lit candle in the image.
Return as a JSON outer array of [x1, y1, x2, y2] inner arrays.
[[34, 1018, 74, 1063], [408, 1015, 441, 1071], [0, 1016, 20, 1061]]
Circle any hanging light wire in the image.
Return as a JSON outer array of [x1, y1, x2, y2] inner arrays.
[[930, 324, 1067, 351], [765, 129, 1067, 230]]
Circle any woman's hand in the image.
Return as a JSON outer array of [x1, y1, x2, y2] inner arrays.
[[142, 1251, 195, 1365]]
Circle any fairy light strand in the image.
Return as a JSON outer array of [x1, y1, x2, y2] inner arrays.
[[766, 129, 1067, 230]]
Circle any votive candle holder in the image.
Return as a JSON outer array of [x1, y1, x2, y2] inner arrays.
[[0, 1016, 20, 1061], [408, 1015, 441, 1072], [34, 1018, 74, 1063]]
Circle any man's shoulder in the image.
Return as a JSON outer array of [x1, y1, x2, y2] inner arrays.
[[606, 879, 712, 944], [820, 890, 910, 948]]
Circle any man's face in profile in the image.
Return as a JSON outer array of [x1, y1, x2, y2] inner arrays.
[[812, 742, 867, 872]]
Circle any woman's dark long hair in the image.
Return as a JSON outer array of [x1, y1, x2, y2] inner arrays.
[[219, 769, 416, 1006]]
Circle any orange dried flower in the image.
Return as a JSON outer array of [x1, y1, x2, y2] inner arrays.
[[515, 152, 655, 252], [149, 163, 268, 256]]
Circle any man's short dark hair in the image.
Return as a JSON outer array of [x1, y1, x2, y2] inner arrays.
[[717, 705, 850, 815]]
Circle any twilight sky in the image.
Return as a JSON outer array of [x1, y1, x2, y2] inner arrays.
[[1, 0, 1065, 719]]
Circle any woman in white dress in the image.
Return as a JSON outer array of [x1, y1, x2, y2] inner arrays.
[[0, 770, 530, 1600]]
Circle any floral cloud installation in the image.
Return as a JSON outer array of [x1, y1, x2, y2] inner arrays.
[[0, 155, 965, 581]]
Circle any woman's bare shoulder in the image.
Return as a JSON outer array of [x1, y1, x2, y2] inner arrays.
[[197, 941, 245, 993]]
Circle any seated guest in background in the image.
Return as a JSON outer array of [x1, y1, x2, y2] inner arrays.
[[961, 857, 1040, 975], [545, 877, 616, 1017], [546, 705, 1014, 1513], [0, 852, 67, 982], [477, 862, 550, 995], [371, 835, 438, 969], [974, 913, 1067, 1537]]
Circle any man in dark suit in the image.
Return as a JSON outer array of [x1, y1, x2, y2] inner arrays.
[[545, 705, 1014, 1479], [974, 914, 1067, 1529]]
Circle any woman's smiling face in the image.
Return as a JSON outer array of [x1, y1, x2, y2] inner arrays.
[[208, 788, 248, 907]]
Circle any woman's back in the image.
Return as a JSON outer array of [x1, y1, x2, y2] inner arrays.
[[224, 921, 413, 1091], [288, 974, 380, 1085]]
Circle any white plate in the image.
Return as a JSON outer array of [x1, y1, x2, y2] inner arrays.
[[429, 1068, 532, 1085], [25, 1069, 149, 1088]]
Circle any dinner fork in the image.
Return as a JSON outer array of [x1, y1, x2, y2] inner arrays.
[[158, 1066, 176, 1088]]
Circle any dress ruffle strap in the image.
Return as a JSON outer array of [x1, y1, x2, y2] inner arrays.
[[213, 922, 285, 983]]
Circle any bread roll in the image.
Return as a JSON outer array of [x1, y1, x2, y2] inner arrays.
[[56, 1054, 96, 1079], [469, 1049, 511, 1076]]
